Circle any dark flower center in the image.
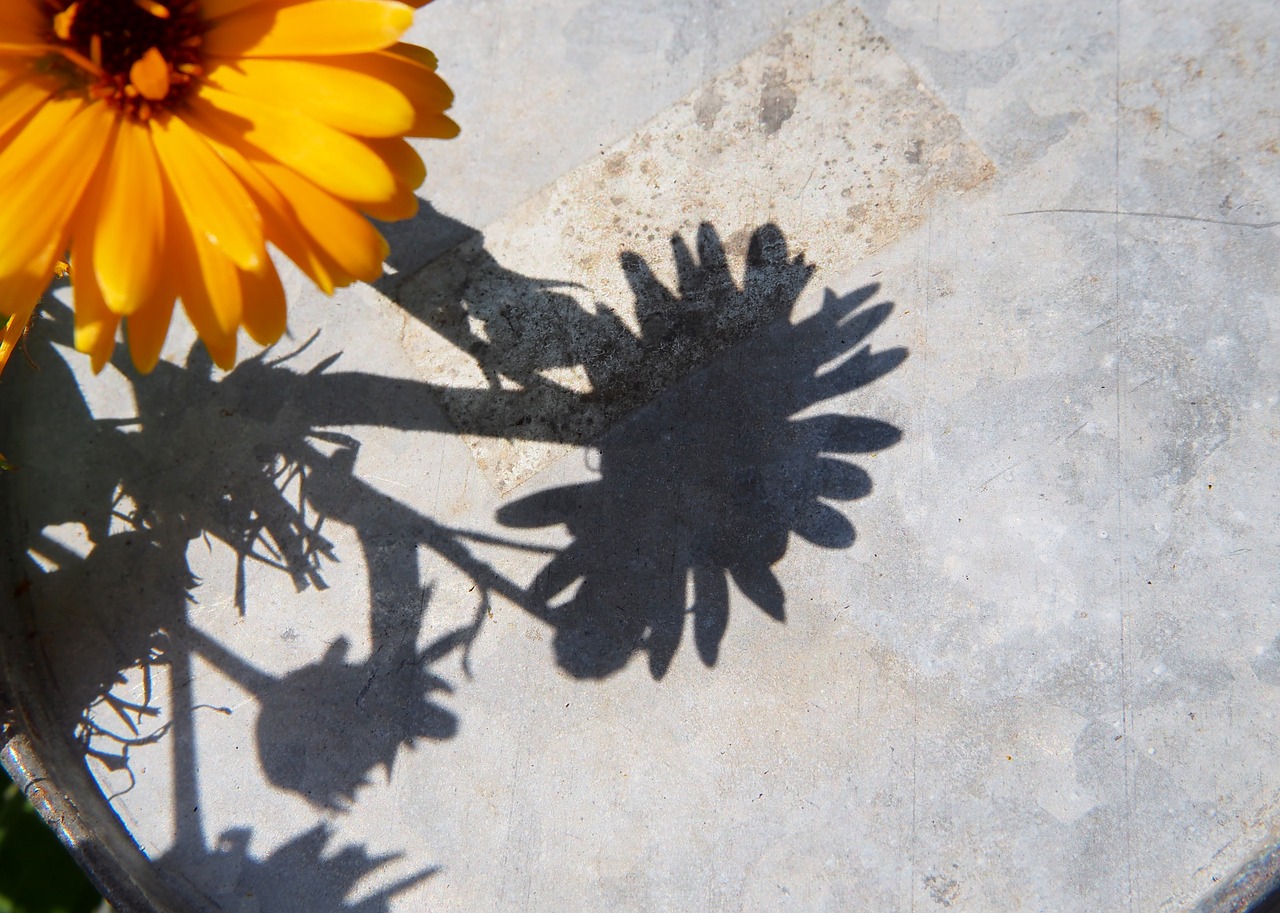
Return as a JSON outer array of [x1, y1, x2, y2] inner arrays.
[[47, 0, 207, 119]]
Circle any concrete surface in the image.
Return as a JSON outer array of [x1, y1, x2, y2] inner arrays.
[[2, 1, 1279, 911]]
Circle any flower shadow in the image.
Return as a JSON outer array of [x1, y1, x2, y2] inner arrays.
[[380, 211, 906, 677], [155, 821, 435, 913], [497, 281, 905, 678], [1, 305, 522, 872], [386, 205, 818, 452], [3, 211, 907, 907]]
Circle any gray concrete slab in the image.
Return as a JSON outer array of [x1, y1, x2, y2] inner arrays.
[[2, 1, 1279, 911]]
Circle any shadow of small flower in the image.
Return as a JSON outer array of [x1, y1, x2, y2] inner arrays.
[[159, 823, 435, 913], [253, 627, 459, 810]]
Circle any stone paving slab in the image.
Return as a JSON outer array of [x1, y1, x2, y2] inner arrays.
[[395, 4, 992, 490], [2, 1, 1279, 912]]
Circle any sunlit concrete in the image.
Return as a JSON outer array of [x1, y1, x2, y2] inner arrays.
[[2, 1, 1278, 911]]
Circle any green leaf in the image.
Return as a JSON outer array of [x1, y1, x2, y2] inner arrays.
[[0, 768, 102, 913]]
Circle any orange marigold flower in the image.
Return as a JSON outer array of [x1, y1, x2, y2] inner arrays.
[[0, 0, 457, 374]]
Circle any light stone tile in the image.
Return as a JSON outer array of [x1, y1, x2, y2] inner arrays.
[[394, 3, 993, 491]]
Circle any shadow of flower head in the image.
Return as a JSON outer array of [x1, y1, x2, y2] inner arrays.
[[391, 221, 822, 456], [498, 236, 906, 678], [158, 823, 434, 913], [254, 631, 458, 811]]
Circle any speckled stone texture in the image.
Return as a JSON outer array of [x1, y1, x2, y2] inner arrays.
[[1, 2, 1278, 912]]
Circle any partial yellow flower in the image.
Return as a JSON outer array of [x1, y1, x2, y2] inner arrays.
[[0, 310, 32, 378], [0, 0, 457, 374], [0, 259, 69, 378]]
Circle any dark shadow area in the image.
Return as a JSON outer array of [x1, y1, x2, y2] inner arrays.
[[1, 213, 905, 910], [155, 821, 434, 913], [373, 202, 480, 296], [385, 212, 905, 676], [4, 306, 498, 801], [499, 284, 905, 678], [389, 212, 816, 450], [1, 301, 525, 903]]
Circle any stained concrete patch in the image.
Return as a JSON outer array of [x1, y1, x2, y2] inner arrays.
[[392, 2, 993, 492]]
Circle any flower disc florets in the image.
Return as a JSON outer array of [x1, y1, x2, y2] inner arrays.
[[46, 0, 206, 120]]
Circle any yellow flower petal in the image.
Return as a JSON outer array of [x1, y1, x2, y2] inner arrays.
[[150, 111, 265, 272], [413, 113, 459, 139], [0, 261, 59, 323], [205, 1, 414, 58], [190, 86, 398, 204], [364, 136, 426, 189], [156, 165, 242, 349], [201, 0, 267, 18], [0, 67, 26, 99], [206, 57, 415, 138], [239, 257, 287, 346], [359, 188, 417, 222], [0, 301, 36, 377], [252, 156, 389, 282], [357, 137, 423, 220], [383, 42, 438, 69], [0, 3, 45, 45], [192, 231, 244, 337], [125, 296, 177, 374], [84, 118, 165, 314], [0, 97, 110, 310], [184, 305, 237, 369], [69, 256, 121, 374], [197, 131, 342, 294], [0, 74, 53, 146], [346, 46, 457, 138], [176, 242, 239, 370]]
